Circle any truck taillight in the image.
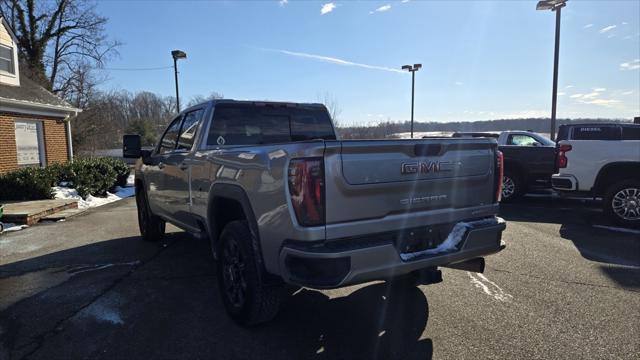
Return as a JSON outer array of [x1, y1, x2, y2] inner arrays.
[[557, 144, 572, 169], [288, 158, 325, 226], [495, 150, 504, 202]]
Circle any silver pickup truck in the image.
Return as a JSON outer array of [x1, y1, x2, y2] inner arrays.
[[123, 99, 506, 325]]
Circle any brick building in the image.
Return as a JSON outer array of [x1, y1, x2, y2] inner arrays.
[[0, 17, 80, 174]]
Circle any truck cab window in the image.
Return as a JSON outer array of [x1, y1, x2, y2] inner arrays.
[[508, 134, 540, 146], [208, 105, 290, 146], [176, 109, 204, 151], [158, 116, 183, 154]]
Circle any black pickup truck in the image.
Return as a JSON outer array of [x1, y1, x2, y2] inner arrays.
[[451, 131, 557, 201]]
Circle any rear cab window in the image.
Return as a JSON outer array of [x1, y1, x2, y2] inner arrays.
[[207, 103, 336, 146], [621, 126, 640, 140], [571, 126, 621, 140]]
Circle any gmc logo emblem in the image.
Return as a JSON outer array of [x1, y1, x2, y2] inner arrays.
[[401, 161, 453, 174]]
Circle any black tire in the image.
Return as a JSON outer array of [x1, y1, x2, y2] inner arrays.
[[135, 187, 165, 242], [603, 179, 640, 227], [501, 171, 525, 202], [217, 220, 282, 326]]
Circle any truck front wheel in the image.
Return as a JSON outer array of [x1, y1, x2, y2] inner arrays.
[[217, 220, 282, 326], [135, 187, 165, 242], [604, 180, 640, 227]]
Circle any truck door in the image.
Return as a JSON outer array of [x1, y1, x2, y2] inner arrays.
[[145, 115, 183, 218], [161, 108, 205, 229]]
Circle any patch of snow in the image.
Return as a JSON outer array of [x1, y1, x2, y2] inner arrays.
[[400, 217, 504, 261], [53, 183, 135, 209], [1, 223, 29, 233], [126, 174, 135, 187]]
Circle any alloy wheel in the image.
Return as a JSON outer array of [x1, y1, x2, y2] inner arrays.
[[612, 187, 640, 221], [502, 176, 516, 199], [222, 236, 247, 309]]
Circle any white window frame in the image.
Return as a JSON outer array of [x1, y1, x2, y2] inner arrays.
[[14, 120, 47, 167], [0, 44, 15, 75]]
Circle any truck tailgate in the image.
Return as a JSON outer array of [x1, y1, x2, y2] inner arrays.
[[323, 139, 498, 226]]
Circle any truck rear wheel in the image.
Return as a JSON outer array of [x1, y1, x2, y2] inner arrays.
[[604, 180, 640, 227], [217, 220, 282, 326], [502, 171, 525, 202], [135, 187, 165, 242]]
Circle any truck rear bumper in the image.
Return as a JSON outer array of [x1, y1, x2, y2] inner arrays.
[[552, 174, 578, 191], [279, 217, 506, 289]]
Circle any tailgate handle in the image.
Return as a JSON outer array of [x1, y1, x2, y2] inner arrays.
[[414, 144, 443, 156]]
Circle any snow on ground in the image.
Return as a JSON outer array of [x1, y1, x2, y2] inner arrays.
[[2, 223, 29, 232], [53, 174, 135, 210]]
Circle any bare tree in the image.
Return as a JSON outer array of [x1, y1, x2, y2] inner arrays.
[[0, 0, 119, 95], [317, 92, 342, 128], [186, 91, 224, 107]]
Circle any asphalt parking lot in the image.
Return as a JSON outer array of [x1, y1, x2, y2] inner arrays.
[[1, 195, 638, 360]]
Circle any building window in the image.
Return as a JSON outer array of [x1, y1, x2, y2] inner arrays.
[[14, 121, 46, 167], [0, 44, 15, 74]]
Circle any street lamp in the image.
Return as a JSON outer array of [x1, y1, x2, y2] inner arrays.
[[537, 0, 567, 141], [171, 49, 187, 113], [401, 63, 422, 138]]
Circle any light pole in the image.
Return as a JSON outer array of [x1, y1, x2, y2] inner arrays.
[[537, 0, 567, 141], [401, 64, 422, 138], [171, 50, 187, 113]]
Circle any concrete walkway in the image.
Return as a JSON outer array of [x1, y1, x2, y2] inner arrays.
[[2, 199, 78, 225]]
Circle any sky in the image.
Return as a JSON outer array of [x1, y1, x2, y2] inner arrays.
[[97, 0, 640, 125]]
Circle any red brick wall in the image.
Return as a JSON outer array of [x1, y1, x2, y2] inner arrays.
[[0, 112, 69, 174], [43, 119, 69, 165], [0, 114, 18, 174]]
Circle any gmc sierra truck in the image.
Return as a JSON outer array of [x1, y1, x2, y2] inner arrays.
[[123, 100, 506, 325]]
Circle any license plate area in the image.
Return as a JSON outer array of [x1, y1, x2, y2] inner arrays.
[[394, 223, 456, 254]]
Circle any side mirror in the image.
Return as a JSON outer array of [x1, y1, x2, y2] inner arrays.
[[123, 134, 142, 158]]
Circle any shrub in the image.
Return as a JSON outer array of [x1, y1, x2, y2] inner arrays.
[[0, 167, 55, 201], [70, 157, 117, 198], [102, 157, 130, 188], [44, 162, 76, 186]]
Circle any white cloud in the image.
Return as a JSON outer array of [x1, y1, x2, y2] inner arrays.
[[373, 4, 391, 13], [582, 92, 599, 99], [321, 3, 336, 15], [264, 48, 405, 73], [278, 0, 288, 6], [565, 85, 574, 89], [599, 25, 616, 33], [401, 0, 410, 3], [454, 81, 463, 85], [620, 59, 640, 71], [570, 94, 584, 98], [579, 99, 621, 107], [622, 91, 634, 95], [593, 88, 606, 92], [622, 22, 628, 25], [583, 24, 593, 29], [558, 92, 566, 96]]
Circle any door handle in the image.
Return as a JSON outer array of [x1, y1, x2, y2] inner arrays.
[[158, 162, 165, 169], [179, 163, 189, 171]]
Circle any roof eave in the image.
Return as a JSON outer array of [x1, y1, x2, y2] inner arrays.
[[0, 97, 82, 119]]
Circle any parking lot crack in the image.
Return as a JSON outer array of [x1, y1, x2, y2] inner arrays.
[[487, 266, 640, 293]]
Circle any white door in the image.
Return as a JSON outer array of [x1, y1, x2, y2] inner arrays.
[[14, 120, 45, 166]]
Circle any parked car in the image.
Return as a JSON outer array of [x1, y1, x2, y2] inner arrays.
[[124, 99, 506, 325], [451, 131, 556, 201], [553, 123, 640, 226]]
